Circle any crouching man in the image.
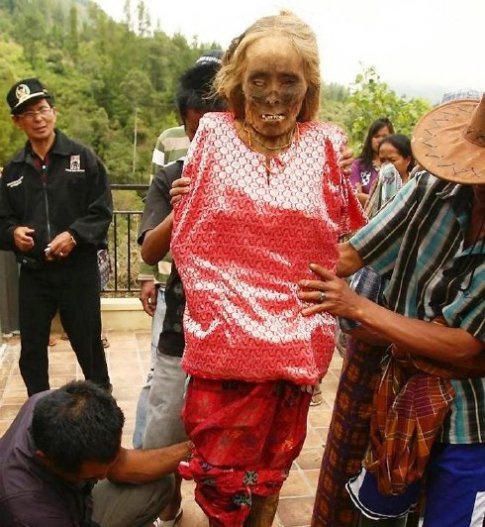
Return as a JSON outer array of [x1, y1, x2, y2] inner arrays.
[[0, 380, 192, 526]]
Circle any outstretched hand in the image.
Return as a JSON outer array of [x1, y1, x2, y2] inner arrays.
[[298, 263, 363, 319]]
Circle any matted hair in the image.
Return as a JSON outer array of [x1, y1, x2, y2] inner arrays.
[[214, 11, 320, 122]]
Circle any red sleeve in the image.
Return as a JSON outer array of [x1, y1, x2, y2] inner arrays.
[[322, 136, 366, 237]]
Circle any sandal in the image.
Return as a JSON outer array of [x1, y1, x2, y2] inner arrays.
[[310, 386, 323, 406], [153, 508, 183, 527]]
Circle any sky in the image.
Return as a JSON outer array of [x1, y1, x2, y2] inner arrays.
[[95, 0, 485, 102]]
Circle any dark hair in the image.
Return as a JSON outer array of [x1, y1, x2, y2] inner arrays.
[[379, 133, 415, 172], [31, 381, 125, 473], [358, 117, 394, 171], [176, 61, 226, 120]]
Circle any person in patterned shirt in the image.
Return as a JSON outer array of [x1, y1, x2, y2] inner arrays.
[[300, 94, 485, 527]]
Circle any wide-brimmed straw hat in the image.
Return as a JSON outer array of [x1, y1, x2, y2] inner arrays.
[[412, 94, 485, 184]]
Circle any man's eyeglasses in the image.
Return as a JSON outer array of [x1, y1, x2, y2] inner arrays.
[[19, 106, 53, 120]]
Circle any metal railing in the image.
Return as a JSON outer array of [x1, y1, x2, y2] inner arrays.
[[103, 183, 149, 296]]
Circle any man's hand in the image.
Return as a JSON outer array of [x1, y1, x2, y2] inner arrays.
[[139, 280, 157, 316], [298, 263, 364, 319], [107, 440, 193, 484], [45, 231, 76, 261], [169, 177, 191, 206], [338, 144, 354, 175], [13, 226, 35, 252]]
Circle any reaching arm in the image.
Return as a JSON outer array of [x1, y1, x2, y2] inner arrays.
[[336, 242, 364, 277], [349, 295, 483, 361], [139, 164, 183, 265], [141, 212, 174, 265], [107, 441, 192, 484], [299, 264, 485, 362], [345, 326, 391, 347], [338, 144, 353, 176]]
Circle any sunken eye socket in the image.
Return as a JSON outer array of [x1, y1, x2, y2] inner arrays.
[[250, 77, 300, 88]]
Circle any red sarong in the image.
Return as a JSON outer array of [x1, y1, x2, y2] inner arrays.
[[179, 377, 312, 526]]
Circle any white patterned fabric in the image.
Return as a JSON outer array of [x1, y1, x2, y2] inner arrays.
[[171, 112, 365, 384]]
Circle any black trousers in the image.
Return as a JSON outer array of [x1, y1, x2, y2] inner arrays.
[[18, 253, 110, 395]]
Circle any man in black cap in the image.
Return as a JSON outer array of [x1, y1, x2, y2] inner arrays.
[[0, 78, 112, 395]]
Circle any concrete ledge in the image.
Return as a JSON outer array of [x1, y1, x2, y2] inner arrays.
[[51, 298, 152, 333], [101, 297, 142, 311], [101, 297, 151, 331]]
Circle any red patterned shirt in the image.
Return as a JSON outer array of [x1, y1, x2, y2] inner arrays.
[[171, 112, 365, 384]]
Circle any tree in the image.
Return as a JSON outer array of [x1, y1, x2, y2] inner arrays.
[[136, 0, 150, 37], [68, 5, 79, 61], [346, 66, 431, 151], [123, 0, 132, 31]]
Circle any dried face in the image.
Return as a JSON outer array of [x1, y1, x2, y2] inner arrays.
[[241, 35, 308, 138]]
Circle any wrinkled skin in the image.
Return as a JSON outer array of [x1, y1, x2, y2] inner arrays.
[[241, 35, 308, 148]]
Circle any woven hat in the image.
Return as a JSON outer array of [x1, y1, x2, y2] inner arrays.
[[440, 88, 482, 104], [411, 95, 485, 184]]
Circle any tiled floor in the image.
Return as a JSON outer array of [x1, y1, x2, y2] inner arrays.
[[0, 331, 343, 527]]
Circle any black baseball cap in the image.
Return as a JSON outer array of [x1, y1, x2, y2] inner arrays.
[[6, 78, 53, 115]]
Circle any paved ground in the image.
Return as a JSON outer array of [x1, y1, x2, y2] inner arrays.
[[0, 331, 343, 527]]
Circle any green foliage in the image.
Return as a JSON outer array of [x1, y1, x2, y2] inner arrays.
[[0, 0, 219, 182], [0, 1, 431, 182], [345, 66, 431, 152], [0, 40, 30, 158], [318, 83, 352, 133]]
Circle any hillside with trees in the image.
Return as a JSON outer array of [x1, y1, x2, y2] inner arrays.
[[0, 0, 220, 182], [0, 0, 431, 182]]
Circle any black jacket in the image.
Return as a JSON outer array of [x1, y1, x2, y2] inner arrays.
[[0, 130, 112, 262]]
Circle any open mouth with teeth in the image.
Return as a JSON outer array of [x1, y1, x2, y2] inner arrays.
[[261, 114, 285, 122]]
